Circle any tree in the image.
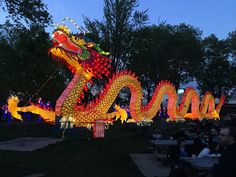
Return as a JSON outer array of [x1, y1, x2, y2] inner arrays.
[[196, 35, 232, 97], [170, 23, 203, 87], [227, 30, 236, 62], [226, 31, 236, 87], [0, 1, 66, 105], [127, 23, 203, 99], [84, 0, 149, 71], [0, 0, 52, 27], [127, 25, 171, 100], [0, 21, 70, 104]]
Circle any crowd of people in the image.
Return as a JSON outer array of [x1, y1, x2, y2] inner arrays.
[[153, 119, 236, 177]]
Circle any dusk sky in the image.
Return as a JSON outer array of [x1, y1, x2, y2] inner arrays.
[[0, 0, 235, 89], [42, 0, 236, 39]]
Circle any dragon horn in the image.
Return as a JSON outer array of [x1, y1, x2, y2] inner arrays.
[[52, 23, 60, 29], [62, 17, 87, 35]]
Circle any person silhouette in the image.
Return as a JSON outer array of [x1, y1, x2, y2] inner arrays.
[[212, 127, 236, 177]]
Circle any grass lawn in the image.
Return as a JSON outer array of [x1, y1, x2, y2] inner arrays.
[[0, 122, 152, 177], [0, 117, 211, 177]]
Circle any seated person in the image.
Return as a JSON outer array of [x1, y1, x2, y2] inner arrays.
[[152, 132, 162, 139], [170, 137, 188, 162], [212, 127, 236, 177], [178, 137, 188, 157], [169, 137, 192, 177], [191, 132, 207, 155], [209, 127, 220, 145], [172, 128, 188, 140], [197, 141, 219, 158]]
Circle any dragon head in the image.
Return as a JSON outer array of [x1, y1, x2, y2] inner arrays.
[[49, 24, 112, 80]]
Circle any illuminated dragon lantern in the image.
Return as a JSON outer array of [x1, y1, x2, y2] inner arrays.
[[7, 18, 225, 128]]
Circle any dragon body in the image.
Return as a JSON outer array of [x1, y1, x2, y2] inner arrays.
[[7, 24, 225, 128]]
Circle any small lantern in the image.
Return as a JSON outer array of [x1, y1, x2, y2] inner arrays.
[[93, 120, 105, 138]]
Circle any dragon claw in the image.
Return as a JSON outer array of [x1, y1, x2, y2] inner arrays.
[[114, 105, 128, 123], [7, 96, 23, 121]]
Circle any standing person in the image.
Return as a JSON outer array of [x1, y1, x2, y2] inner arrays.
[[212, 127, 236, 177]]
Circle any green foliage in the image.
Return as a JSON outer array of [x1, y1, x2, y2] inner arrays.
[[84, 0, 149, 71], [127, 23, 203, 98], [226, 31, 236, 86], [196, 35, 232, 96], [0, 0, 52, 27], [0, 21, 70, 104], [0, 1, 62, 104], [0, 0, 235, 106], [84, 0, 235, 98], [227, 30, 236, 61]]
